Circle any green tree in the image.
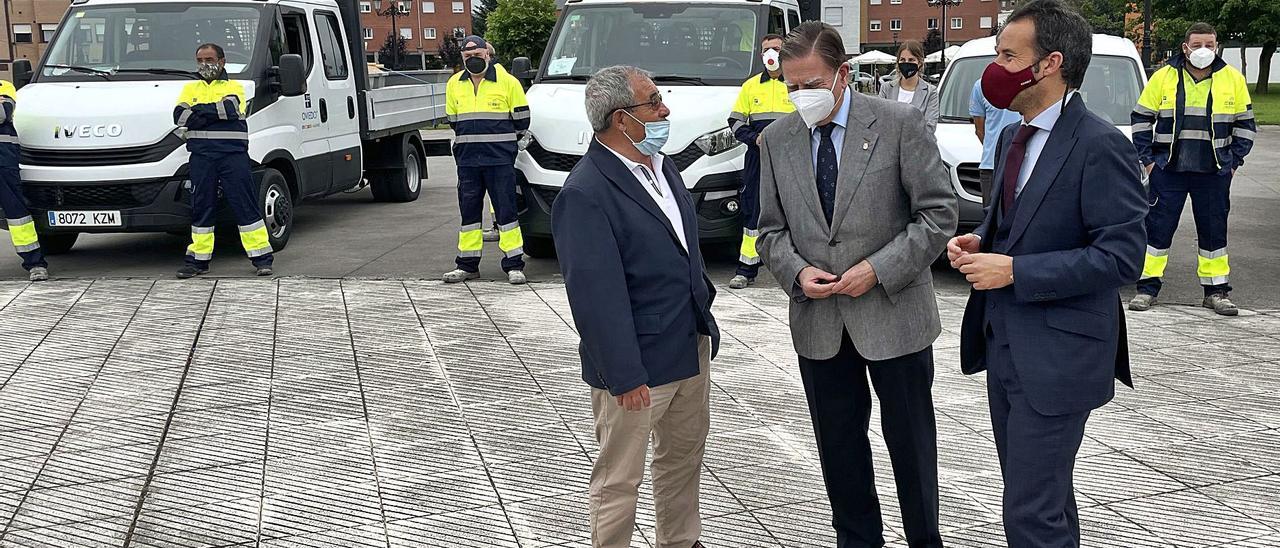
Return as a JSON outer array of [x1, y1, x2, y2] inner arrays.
[[1077, 0, 1133, 36], [924, 29, 943, 53], [485, 0, 557, 66], [1152, 0, 1280, 93], [439, 37, 463, 72], [473, 0, 500, 38], [379, 34, 409, 70]]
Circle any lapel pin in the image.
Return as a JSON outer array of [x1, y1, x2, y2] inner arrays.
[[862, 140, 870, 151]]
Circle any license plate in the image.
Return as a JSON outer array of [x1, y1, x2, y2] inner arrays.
[[47, 210, 122, 227]]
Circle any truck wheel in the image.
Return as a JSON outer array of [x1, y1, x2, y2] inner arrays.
[[370, 136, 423, 203], [259, 168, 293, 252], [523, 236, 557, 259], [38, 232, 79, 255]]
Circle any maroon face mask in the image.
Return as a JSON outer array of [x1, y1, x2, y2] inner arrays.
[[980, 59, 1040, 109]]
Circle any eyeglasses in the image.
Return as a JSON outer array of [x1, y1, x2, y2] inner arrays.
[[619, 94, 664, 112]]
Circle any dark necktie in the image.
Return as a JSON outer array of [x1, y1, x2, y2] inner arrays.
[[1001, 124, 1040, 213], [816, 124, 839, 226]]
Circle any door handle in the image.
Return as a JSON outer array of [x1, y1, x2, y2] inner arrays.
[[347, 96, 356, 119], [319, 98, 328, 123]]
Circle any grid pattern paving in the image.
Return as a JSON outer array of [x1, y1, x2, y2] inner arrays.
[[0, 279, 1277, 547]]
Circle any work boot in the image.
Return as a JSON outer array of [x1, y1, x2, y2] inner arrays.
[[28, 267, 49, 282], [483, 228, 500, 242], [1203, 292, 1239, 316], [176, 265, 208, 279], [507, 270, 527, 285], [255, 266, 274, 277], [443, 269, 479, 283], [1128, 293, 1156, 311], [729, 275, 753, 289]]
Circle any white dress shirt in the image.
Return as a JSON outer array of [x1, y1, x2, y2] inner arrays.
[[810, 85, 853, 171], [1015, 91, 1078, 198], [600, 139, 689, 251]]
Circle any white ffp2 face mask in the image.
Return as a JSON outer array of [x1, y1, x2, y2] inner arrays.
[[762, 49, 781, 72], [788, 69, 841, 128], [1188, 47, 1216, 70]]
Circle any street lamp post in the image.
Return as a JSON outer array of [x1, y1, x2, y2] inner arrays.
[[927, 0, 963, 67], [893, 30, 900, 54], [1142, 0, 1152, 70]]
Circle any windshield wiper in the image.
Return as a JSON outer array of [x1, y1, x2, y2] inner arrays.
[[651, 75, 706, 86], [44, 64, 112, 79], [114, 68, 200, 78], [541, 74, 589, 81]]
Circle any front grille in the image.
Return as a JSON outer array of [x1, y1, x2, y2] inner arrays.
[[956, 163, 983, 196], [531, 184, 560, 206], [23, 181, 168, 209], [21, 133, 184, 167], [526, 141, 707, 173]]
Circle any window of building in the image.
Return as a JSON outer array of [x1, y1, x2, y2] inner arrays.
[[869, 20, 882, 32], [870, 0, 881, 4], [980, 16, 993, 29], [928, 18, 938, 30], [373, 0, 382, 10], [890, 19, 902, 31], [951, 17, 963, 29], [360, 1, 371, 13], [424, 27, 436, 39], [453, 26, 466, 38], [422, 1, 435, 13], [398, 2, 410, 13], [452, 1, 464, 13], [41, 23, 58, 43], [362, 27, 374, 40], [400, 27, 412, 39], [823, 6, 843, 26], [13, 24, 32, 44]]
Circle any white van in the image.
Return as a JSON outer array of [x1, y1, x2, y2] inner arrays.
[[10, 0, 447, 253], [509, 0, 828, 257], [934, 34, 1147, 230]]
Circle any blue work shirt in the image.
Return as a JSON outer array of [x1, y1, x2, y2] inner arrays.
[[969, 80, 1023, 170]]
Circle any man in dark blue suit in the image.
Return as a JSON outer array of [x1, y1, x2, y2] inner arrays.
[[947, 1, 1147, 546], [552, 65, 719, 548]]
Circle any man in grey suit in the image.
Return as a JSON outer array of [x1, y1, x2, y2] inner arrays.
[[757, 22, 957, 548]]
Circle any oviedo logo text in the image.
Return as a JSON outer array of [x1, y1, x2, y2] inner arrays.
[[53, 124, 124, 139]]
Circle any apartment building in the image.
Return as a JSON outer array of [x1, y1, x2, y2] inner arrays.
[[864, 0, 1001, 52], [1, 0, 71, 80], [358, 0, 471, 66]]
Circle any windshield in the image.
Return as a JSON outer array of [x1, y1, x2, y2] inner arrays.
[[543, 4, 761, 85], [939, 55, 1144, 125], [40, 4, 264, 81]]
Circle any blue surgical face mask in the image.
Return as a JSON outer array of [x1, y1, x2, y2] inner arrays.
[[622, 109, 670, 157]]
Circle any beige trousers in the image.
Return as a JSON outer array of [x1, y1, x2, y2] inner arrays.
[[589, 336, 712, 548]]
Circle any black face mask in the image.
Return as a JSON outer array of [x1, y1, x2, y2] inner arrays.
[[898, 62, 919, 79], [464, 56, 488, 75]]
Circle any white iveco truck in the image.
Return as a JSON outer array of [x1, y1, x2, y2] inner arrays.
[[507, 0, 857, 257], [10, 0, 448, 253]]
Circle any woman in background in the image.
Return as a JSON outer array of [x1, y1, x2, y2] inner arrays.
[[879, 40, 940, 132]]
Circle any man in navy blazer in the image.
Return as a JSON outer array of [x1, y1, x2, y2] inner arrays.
[[552, 66, 719, 548], [947, 2, 1147, 546]]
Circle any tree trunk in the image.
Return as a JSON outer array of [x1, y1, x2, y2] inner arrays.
[[1240, 45, 1248, 83], [1257, 42, 1276, 96]]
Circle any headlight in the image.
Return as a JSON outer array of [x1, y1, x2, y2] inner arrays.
[[518, 132, 535, 151], [694, 127, 739, 156]]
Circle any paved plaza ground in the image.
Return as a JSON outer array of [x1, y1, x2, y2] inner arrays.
[[0, 278, 1277, 547]]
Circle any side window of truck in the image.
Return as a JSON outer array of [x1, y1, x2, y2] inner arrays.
[[768, 7, 786, 36], [271, 12, 313, 71], [313, 11, 349, 80], [788, 11, 801, 31]]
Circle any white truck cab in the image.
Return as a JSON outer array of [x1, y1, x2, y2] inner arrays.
[[933, 34, 1147, 230], [509, 0, 825, 258], [9, 0, 447, 253]]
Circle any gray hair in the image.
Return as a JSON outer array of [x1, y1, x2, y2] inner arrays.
[[585, 65, 650, 133]]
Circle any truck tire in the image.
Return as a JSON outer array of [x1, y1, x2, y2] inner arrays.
[[258, 168, 293, 252], [370, 136, 423, 203], [523, 235, 557, 259], [38, 232, 79, 255]]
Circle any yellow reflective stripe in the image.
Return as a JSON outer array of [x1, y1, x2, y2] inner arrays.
[[1197, 248, 1229, 284], [239, 223, 272, 257], [1140, 249, 1169, 280], [188, 230, 215, 260], [7, 218, 38, 248], [498, 222, 523, 257], [739, 232, 759, 265], [458, 227, 483, 255]]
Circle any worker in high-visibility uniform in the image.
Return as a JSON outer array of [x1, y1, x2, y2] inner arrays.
[[1129, 22, 1255, 316], [443, 35, 529, 285], [172, 43, 274, 279], [726, 33, 793, 289], [0, 81, 49, 282]]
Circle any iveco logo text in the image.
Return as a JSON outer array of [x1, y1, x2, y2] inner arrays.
[[53, 124, 124, 139]]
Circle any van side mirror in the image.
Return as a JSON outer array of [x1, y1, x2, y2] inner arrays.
[[511, 56, 534, 79], [276, 54, 307, 97], [12, 59, 32, 89]]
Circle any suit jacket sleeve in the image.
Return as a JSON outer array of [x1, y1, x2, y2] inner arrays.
[[551, 185, 650, 395], [1011, 130, 1148, 302], [866, 107, 958, 294], [756, 131, 811, 301]]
